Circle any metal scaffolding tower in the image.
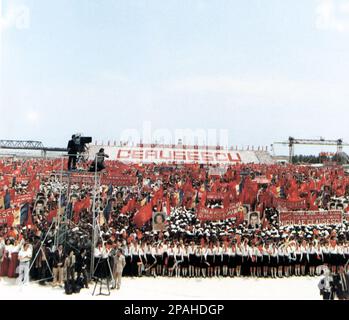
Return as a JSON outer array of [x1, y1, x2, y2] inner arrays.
[[274, 137, 349, 163], [51, 156, 102, 281]]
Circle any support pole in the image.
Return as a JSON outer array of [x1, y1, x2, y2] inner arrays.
[[337, 139, 343, 153], [54, 156, 64, 248], [288, 137, 294, 164], [89, 156, 99, 280]]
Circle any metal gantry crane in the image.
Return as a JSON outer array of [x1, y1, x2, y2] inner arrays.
[[0, 139, 67, 157], [274, 137, 349, 163]]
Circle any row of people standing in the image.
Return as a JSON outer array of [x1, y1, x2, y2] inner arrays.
[[0, 238, 22, 278], [118, 241, 349, 278], [0, 238, 33, 285], [1, 239, 90, 289]]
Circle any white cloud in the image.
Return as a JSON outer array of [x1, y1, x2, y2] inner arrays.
[[315, 0, 349, 32], [0, 3, 30, 31]]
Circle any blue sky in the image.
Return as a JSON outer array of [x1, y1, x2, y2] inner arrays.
[[1, 0, 349, 155]]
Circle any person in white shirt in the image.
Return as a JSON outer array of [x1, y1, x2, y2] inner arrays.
[[249, 244, 257, 278], [177, 243, 185, 278], [137, 245, 144, 277], [222, 243, 229, 277], [262, 244, 270, 278], [277, 245, 285, 278], [308, 242, 317, 277], [228, 244, 236, 277], [294, 243, 302, 277], [162, 242, 168, 277], [256, 244, 263, 277], [144, 244, 152, 277], [17, 241, 32, 286], [235, 243, 243, 277], [182, 245, 189, 277], [167, 244, 175, 277], [329, 243, 338, 275], [201, 245, 208, 278], [269, 244, 278, 278], [149, 245, 157, 277], [206, 245, 214, 277], [300, 241, 308, 276], [188, 242, 195, 278], [242, 241, 250, 277], [156, 244, 163, 276], [214, 244, 223, 277], [194, 246, 201, 277]]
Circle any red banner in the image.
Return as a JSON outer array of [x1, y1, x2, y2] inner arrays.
[[197, 202, 243, 221], [206, 192, 226, 200], [272, 197, 307, 210], [13, 193, 35, 206], [51, 173, 137, 186], [0, 208, 14, 226], [15, 176, 31, 183], [101, 176, 138, 186], [279, 210, 343, 226], [253, 176, 271, 184]]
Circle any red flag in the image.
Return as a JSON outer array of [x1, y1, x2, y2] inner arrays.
[[47, 209, 58, 223], [29, 179, 40, 193], [26, 206, 33, 227], [200, 191, 207, 206], [240, 177, 258, 205], [151, 187, 164, 207], [166, 195, 171, 215], [287, 178, 300, 201], [81, 196, 91, 210], [121, 198, 136, 214], [73, 199, 89, 223], [133, 202, 153, 228], [73, 201, 84, 213]]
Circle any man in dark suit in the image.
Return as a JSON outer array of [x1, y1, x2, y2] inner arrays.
[[52, 244, 66, 287], [67, 135, 78, 171], [333, 266, 349, 300], [76, 248, 89, 289]]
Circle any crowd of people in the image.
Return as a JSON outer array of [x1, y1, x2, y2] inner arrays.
[[1, 156, 349, 297]]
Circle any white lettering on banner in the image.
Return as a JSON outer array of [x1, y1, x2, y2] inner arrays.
[[279, 210, 343, 226], [89, 146, 262, 164]]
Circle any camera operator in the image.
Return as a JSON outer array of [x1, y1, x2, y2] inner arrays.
[[90, 148, 109, 172], [67, 135, 78, 171]]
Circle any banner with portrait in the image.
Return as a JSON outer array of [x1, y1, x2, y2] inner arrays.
[[152, 211, 167, 231]]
